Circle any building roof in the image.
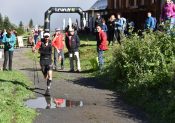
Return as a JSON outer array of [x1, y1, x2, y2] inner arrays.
[[89, 0, 107, 10]]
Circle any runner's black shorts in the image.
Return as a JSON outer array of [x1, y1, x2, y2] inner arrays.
[[40, 64, 53, 74]]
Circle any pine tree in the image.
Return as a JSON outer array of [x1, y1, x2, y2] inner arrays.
[[0, 13, 3, 29], [19, 21, 23, 28], [3, 16, 11, 29], [29, 19, 33, 28]]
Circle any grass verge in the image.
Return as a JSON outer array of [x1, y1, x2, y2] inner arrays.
[[0, 71, 36, 123]]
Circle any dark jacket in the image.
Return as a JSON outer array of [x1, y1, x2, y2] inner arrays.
[[95, 18, 103, 27], [65, 33, 80, 53], [107, 20, 115, 32]]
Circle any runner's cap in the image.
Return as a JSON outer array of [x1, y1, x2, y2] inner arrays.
[[68, 28, 74, 32], [44, 33, 50, 37]]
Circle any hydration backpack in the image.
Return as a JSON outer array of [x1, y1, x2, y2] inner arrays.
[[121, 17, 127, 30], [153, 17, 157, 30]]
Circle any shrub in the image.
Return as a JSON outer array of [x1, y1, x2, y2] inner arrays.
[[107, 31, 175, 122]]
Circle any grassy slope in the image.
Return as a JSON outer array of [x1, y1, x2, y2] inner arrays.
[[0, 71, 36, 123]]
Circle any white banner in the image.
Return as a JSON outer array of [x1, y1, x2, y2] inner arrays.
[[0, 50, 2, 59], [17, 36, 24, 47]]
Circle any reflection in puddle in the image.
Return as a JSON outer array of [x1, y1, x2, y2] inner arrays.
[[25, 96, 83, 109]]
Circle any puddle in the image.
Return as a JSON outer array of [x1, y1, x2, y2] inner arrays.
[[25, 96, 83, 109]]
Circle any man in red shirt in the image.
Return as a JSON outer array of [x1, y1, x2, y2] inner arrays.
[[52, 28, 65, 71], [96, 25, 108, 71]]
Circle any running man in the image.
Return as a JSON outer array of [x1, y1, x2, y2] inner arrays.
[[32, 32, 53, 96]]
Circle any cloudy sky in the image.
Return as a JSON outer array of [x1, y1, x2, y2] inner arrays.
[[0, 0, 96, 30]]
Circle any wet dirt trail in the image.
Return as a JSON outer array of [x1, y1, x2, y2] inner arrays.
[[13, 48, 148, 123]]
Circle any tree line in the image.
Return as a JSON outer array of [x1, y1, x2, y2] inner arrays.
[[0, 13, 34, 35]]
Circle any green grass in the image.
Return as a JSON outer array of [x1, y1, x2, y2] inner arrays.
[[0, 71, 36, 123]]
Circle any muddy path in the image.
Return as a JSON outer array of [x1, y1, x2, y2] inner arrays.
[[13, 48, 148, 123]]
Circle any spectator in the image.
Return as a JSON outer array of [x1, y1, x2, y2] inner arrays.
[[32, 33, 53, 96], [126, 20, 135, 35], [95, 13, 103, 41], [161, 0, 175, 31], [96, 25, 108, 71], [145, 12, 156, 30], [101, 18, 108, 33], [52, 28, 65, 71], [95, 13, 103, 28], [72, 23, 79, 34], [3, 29, 7, 36], [114, 13, 124, 44], [65, 28, 81, 72], [121, 17, 127, 34], [2, 29, 16, 71], [39, 28, 44, 40], [0, 30, 3, 43], [33, 29, 39, 45], [107, 15, 115, 46]]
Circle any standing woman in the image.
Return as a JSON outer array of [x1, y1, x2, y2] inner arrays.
[[2, 29, 16, 71], [107, 15, 115, 46], [161, 0, 175, 30]]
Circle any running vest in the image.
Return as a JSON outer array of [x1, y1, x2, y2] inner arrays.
[[39, 40, 52, 65]]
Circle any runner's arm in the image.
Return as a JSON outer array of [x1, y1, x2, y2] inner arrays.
[[32, 41, 41, 52]]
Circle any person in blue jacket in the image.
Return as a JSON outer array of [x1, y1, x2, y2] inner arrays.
[[145, 12, 155, 30], [114, 13, 124, 44], [2, 29, 16, 71], [101, 18, 108, 33]]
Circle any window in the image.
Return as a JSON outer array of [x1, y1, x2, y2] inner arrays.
[[114, 0, 117, 9], [126, 0, 129, 8], [151, 0, 156, 4], [129, 0, 135, 6], [110, 0, 114, 9], [119, 0, 122, 8], [141, 0, 144, 5], [129, 0, 138, 8], [137, 0, 144, 6]]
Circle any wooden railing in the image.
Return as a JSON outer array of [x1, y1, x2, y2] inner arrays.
[[0, 36, 33, 49]]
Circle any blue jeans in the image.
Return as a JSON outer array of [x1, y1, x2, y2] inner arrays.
[[170, 17, 175, 30], [165, 17, 175, 35], [54, 48, 64, 69], [97, 49, 104, 70], [34, 35, 38, 45], [3, 50, 13, 70]]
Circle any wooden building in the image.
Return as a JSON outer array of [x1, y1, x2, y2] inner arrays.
[[107, 0, 166, 29], [86, 0, 108, 32]]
